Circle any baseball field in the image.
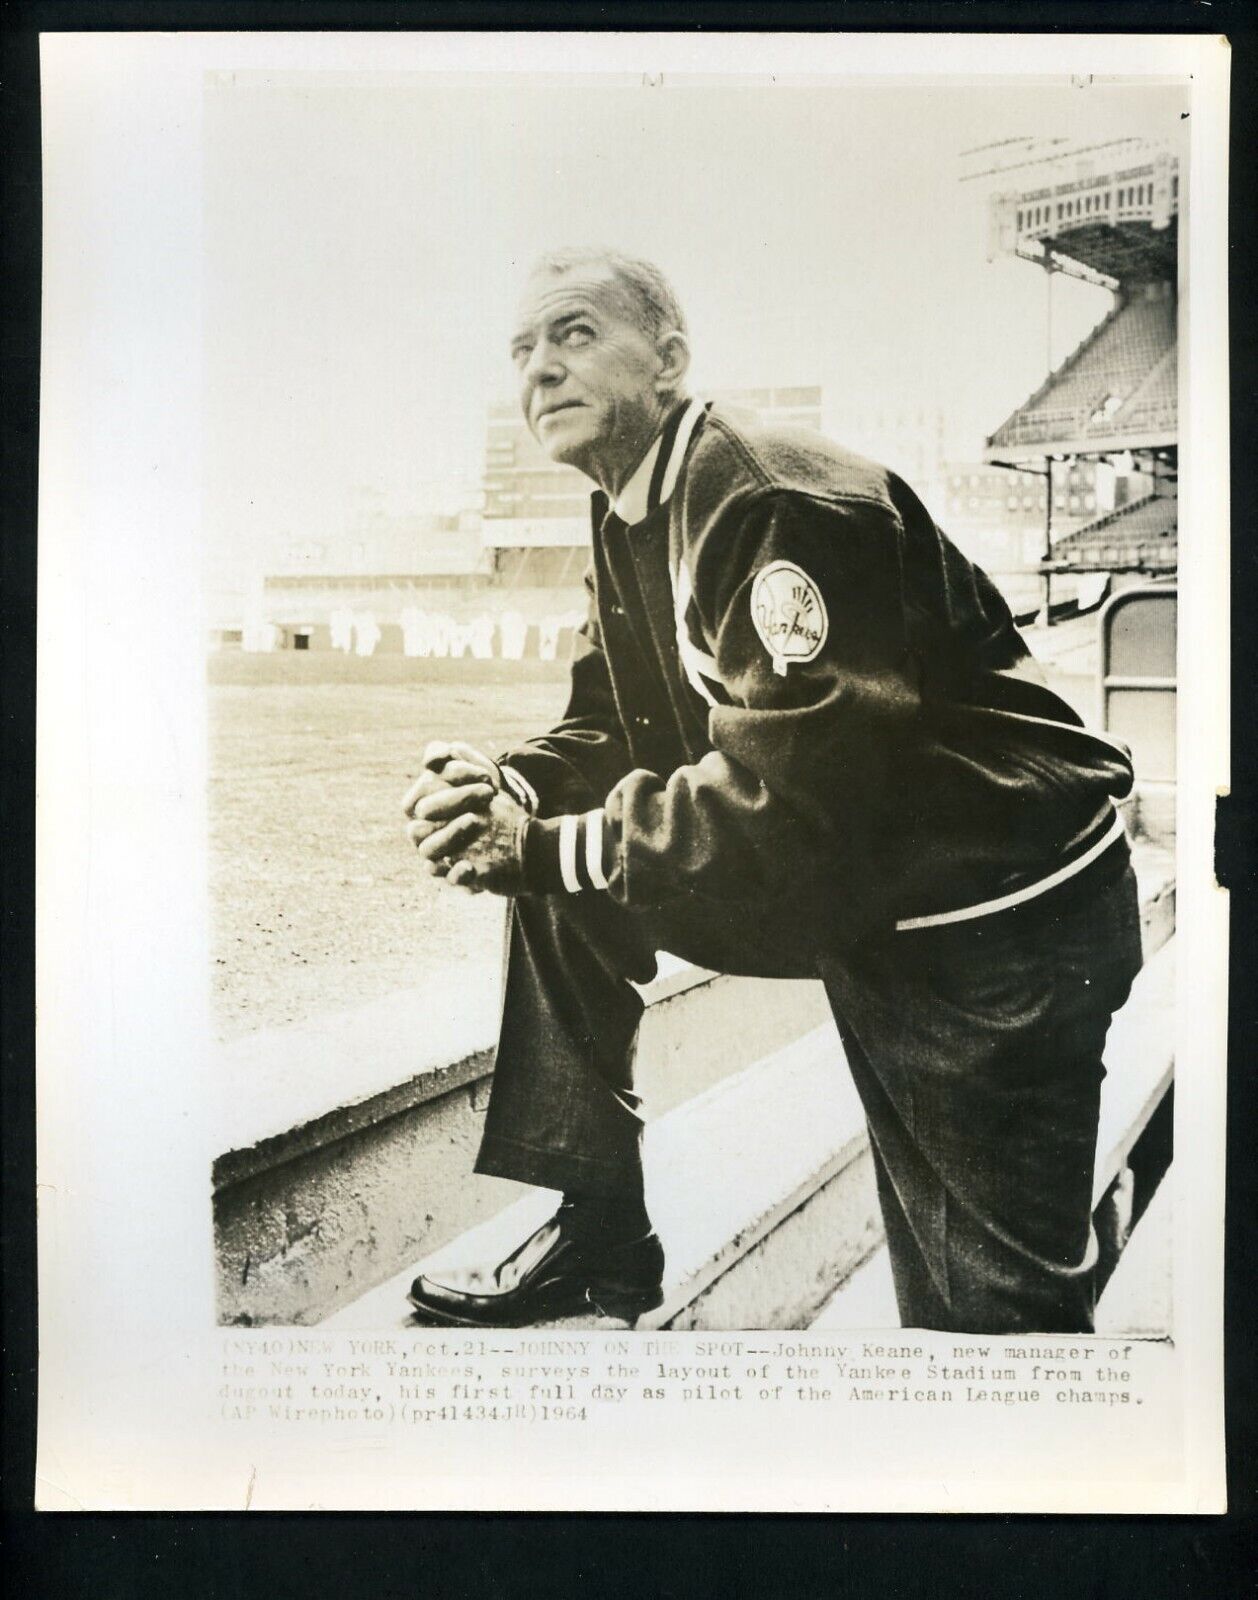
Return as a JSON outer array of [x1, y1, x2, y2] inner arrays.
[[208, 651, 569, 1040]]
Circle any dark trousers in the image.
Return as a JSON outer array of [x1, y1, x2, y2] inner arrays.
[[475, 856, 1144, 1334]]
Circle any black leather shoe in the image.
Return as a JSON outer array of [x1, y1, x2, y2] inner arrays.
[[407, 1204, 665, 1328]]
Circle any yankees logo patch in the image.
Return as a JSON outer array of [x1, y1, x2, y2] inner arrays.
[[751, 560, 829, 675]]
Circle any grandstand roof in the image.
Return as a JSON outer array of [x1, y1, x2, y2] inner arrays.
[[987, 146, 1179, 287], [1035, 218, 1177, 286]]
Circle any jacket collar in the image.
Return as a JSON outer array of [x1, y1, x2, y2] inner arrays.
[[609, 396, 707, 526]]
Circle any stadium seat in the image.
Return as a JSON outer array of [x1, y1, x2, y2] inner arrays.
[[989, 291, 1177, 450], [1050, 492, 1178, 570]]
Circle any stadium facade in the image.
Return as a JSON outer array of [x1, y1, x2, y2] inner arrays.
[[938, 458, 1106, 578]]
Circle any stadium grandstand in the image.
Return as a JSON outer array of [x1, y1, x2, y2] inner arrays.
[[1048, 491, 1179, 574], [983, 140, 1178, 592]]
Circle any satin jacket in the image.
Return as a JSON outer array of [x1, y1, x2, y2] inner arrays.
[[499, 399, 1133, 941]]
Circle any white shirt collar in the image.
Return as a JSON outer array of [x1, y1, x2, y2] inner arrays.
[[611, 396, 707, 526]]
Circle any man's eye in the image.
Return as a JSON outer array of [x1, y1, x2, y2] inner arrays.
[[511, 345, 533, 368], [561, 325, 594, 346]]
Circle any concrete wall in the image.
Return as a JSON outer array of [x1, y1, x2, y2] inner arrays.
[[215, 1070, 523, 1326]]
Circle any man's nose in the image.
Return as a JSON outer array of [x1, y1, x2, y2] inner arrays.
[[523, 339, 564, 385]]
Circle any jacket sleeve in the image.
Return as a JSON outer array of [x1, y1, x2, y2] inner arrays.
[[520, 490, 922, 910], [496, 567, 635, 819]]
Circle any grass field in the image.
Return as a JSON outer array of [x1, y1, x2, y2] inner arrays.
[[209, 653, 570, 1040]]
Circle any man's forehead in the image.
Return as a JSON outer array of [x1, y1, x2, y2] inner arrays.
[[514, 264, 635, 332]]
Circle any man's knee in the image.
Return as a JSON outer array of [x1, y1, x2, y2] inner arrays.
[[507, 890, 659, 989]]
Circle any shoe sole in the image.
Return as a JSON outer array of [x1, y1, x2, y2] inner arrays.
[[406, 1283, 664, 1330]]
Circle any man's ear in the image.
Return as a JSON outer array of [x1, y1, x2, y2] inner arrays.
[[653, 331, 691, 394]]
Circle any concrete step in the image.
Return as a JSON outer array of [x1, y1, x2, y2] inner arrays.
[[1095, 1172, 1172, 1336], [809, 1242, 899, 1330], [1093, 938, 1175, 1205], [323, 1021, 883, 1333]]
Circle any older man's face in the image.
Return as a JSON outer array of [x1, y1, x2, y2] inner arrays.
[[510, 265, 668, 487]]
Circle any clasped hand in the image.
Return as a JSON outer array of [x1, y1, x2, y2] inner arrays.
[[402, 740, 526, 895]]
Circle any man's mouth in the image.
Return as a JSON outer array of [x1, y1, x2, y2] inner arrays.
[[537, 401, 585, 421]]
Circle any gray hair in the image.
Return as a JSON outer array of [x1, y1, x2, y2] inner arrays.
[[527, 247, 688, 341]]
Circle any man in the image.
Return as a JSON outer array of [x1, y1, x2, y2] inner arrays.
[[402, 247, 1144, 1335]]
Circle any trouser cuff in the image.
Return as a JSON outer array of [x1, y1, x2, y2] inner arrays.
[[475, 1131, 643, 1198]]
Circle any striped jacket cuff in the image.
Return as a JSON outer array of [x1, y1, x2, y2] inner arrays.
[[498, 763, 539, 814], [521, 809, 611, 894]]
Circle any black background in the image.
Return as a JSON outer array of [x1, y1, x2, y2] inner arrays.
[[3, 4, 1255, 1594]]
